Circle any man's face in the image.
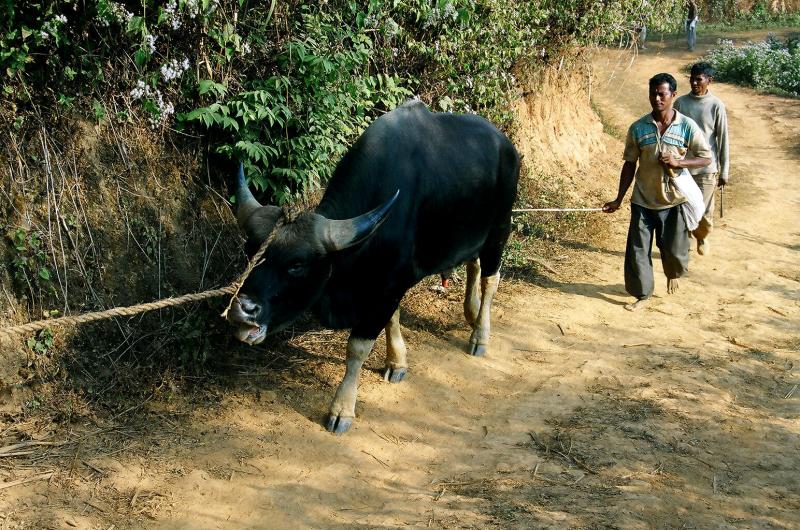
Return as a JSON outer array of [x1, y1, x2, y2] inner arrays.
[[649, 82, 675, 113], [689, 73, 711, 96]]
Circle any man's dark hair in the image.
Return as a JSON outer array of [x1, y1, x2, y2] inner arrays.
[[690, 62, 715, 78], [649, 73, 677, 93]]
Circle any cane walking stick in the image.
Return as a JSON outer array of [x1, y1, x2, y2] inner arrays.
[[719, 185, 724, 218]]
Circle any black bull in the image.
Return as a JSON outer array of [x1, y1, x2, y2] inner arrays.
[[226, 100, 520, 434]]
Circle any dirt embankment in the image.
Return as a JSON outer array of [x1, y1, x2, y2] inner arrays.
[[1, 30, 799, 530]]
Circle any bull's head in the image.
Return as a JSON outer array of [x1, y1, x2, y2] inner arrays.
[[226, 163, 398, 345]]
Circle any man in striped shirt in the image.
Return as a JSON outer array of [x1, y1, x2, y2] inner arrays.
[[604, 73, 712, 311]]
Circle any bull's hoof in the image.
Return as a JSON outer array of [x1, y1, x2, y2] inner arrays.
[[325, 414, 354, 434], [383, 366, 407, 383], [468, 330, 488, 356], [469, 342, 487, 357]]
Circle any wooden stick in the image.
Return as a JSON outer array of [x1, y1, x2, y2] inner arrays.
[[0, 472, 54, 491], [784, 384, 798, 400], [361, 450, 389, 468], [0, 440, 59, 455], [768, 306, 788, 317]]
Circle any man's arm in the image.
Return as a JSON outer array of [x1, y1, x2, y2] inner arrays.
[[716, 104, 730, 185], [660, 151, 711, 170], [603, 160, 636, 213]]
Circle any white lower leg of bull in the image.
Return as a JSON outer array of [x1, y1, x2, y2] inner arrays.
[[326, 336, 375, 434], [383, 308, 408, 383], [463, 259, 481, 326], [467, 272, 500, 357]]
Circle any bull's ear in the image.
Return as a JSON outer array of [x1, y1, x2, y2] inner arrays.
[[322, 190, 399, 252], [233, 162, 263, 229]]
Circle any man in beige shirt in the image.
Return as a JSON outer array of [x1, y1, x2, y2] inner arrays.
[[604, 73, 712, 311], [674, 62, 729, 255]]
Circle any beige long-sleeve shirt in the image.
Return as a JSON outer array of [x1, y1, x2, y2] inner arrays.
[[674, 91, 730, 183]]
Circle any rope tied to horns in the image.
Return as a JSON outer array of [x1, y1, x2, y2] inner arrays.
[[0, 213, 289, 339]]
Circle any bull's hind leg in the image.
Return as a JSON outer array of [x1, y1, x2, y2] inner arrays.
[[467, 215, 510, 356], [326, 335, 375, 434], [383, 307, 408, 383], [463, 258, 481, 326], [467, 272, 500, 356]]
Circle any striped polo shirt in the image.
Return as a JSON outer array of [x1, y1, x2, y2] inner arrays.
[[623, 110, 712, 210]]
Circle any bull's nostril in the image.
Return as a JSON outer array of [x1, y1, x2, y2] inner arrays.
[[237, 296, 261, 318]]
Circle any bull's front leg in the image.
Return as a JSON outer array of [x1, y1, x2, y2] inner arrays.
[[463, 258, 481, 326], [383, 307, 408, 383], [467, 272, 500, 357], [326, 335, 375, 434]]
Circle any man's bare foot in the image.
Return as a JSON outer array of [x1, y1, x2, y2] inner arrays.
[[697, 238, 709, 255], [625, 298, 649, 311], [667, 278, 679, 294]]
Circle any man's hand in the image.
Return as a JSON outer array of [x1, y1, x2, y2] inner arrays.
[[659, 151, 683, 170], [717, 176, 727, 187], [603, 198, 623, 213]]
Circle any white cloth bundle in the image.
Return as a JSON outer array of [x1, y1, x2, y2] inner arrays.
[[671, 169, 704, 231]]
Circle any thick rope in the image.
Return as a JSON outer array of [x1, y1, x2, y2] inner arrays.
[[1, 216, 287, 339], [512, 207, 604, 212], [1, 205, 600, 339], [220, 215, 285, 319], [0, 286, 237, 338]]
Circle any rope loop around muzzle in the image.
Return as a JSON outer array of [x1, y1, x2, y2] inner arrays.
[[220, 213, 286, 319]]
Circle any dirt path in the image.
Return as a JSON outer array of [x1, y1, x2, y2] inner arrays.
[[2, 32, 798, 529]]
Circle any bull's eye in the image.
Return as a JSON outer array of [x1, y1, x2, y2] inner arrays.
[[287, 263, 307, 277]]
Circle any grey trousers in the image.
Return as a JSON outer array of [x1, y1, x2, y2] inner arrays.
[[691, 173, 717, 240], [625, 203, 690, 299]]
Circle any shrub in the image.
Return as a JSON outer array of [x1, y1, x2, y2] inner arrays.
[[704, 34, 800, 96], [1, 1, 683, 205]]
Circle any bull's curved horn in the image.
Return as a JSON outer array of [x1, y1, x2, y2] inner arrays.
[[234, 162, 263, 228], [323, 190, 400, 252]]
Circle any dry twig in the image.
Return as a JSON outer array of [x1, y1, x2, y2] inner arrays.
[[0, 472, 54, 491]]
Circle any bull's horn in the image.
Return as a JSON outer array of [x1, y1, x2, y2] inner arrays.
[[323, 190, 400, 251], [234, 162, 263, 228]]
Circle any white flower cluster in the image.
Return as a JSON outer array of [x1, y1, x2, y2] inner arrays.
[[40, 13, 68, 39], [100, 2, 133, 27], [162, 0, 218, 29], [160, 57, 191, 82], [185, 0, 201, 19], [145, 34, 157, 54], [164, 0, 182, 29], [423, 2, 458, 29], [129, 80, 175, 126]]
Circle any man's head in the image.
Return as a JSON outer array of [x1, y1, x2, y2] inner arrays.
[[689, 62, 714, 96], [648, 73, 677, 113]]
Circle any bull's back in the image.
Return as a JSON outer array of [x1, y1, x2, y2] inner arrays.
[[315, 101, 518, 324]]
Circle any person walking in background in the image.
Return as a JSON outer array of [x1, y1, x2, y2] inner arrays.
[[635, 0, 649, 50], [685, 0, 699, 51], [674, 62, 730, 255], [603, 73, 712, 311]]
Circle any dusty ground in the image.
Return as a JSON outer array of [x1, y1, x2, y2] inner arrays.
[[1, 30, 799, 529]]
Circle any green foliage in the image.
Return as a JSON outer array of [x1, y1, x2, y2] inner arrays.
[[27, 328, 55, 355], [704, 35, 800, 96], [1, 0, 684, 206], [703, 0, 800, 26], [6, 227, 56, 296]]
